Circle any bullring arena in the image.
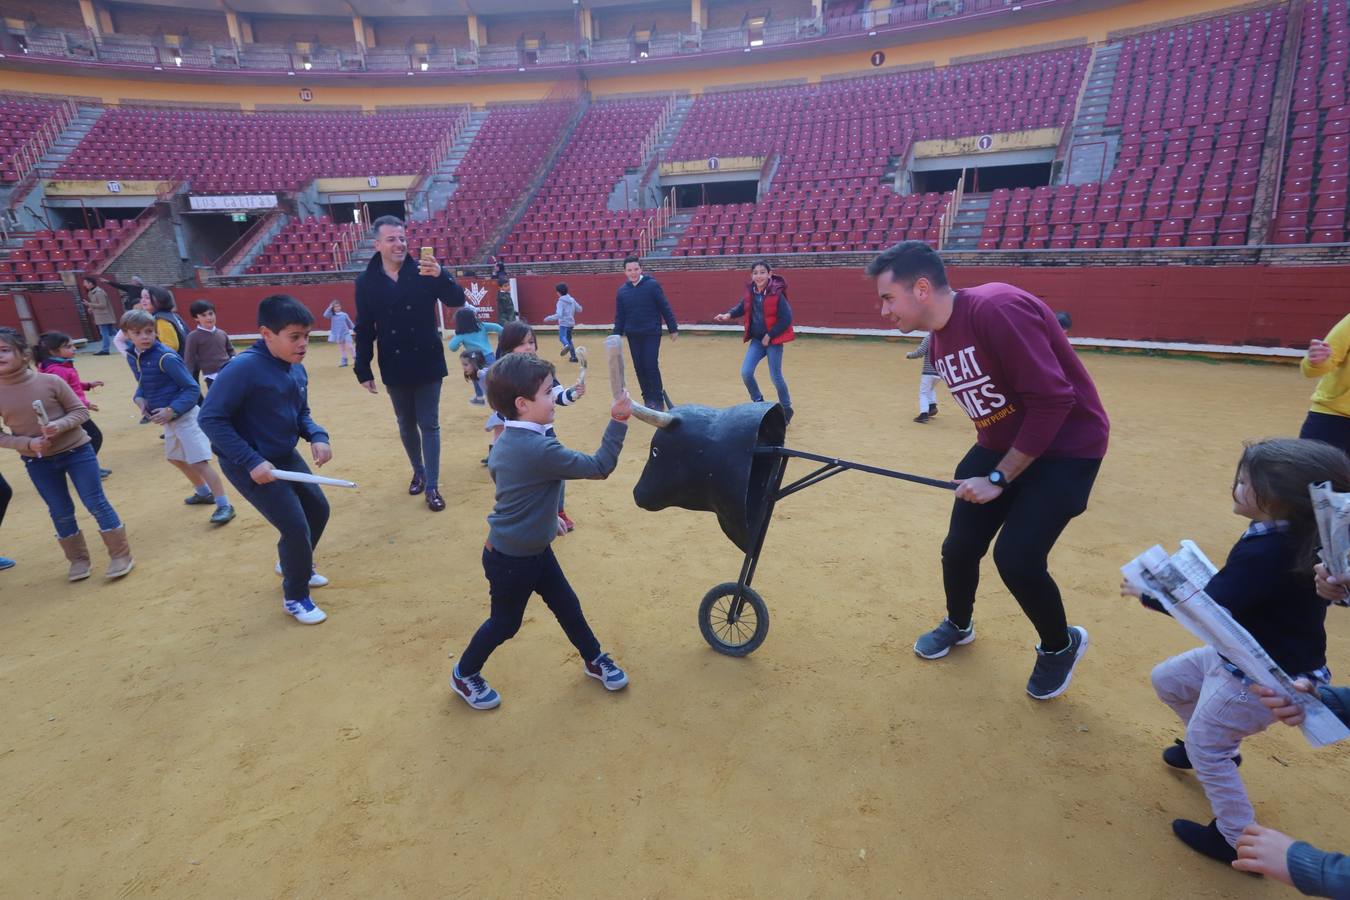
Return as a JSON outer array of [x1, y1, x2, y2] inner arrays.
[[0, 0, 1348, 897]]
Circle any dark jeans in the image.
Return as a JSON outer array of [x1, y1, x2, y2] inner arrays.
[[0, 470, 11, 530], [82, 419, 102, 456], [97, 324, 118, 353], [627, 333, 667, 410], [219, 451, 330, 602], [459, 546, 601, 676], [1300, 411, 1350, 457], [558, 325, 575, 358], [941, 444, 1101, 651], [23, 442, 122, 538], [387, 379, 442, 488]]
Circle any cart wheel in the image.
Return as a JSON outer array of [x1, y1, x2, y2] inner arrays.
[[699, 582, 769, 657]]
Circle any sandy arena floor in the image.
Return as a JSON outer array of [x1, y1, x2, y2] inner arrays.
[[1, 332, 1346, 899]]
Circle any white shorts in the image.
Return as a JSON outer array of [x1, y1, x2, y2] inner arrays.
[[163, 406, 213, 464]]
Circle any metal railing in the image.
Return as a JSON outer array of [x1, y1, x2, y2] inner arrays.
[[212, 208, 284, 275], [6, 99, 79, 206], [937, 175, 964, 249], [1262, 0, 1307, 243], [637, 191, 677, 258]]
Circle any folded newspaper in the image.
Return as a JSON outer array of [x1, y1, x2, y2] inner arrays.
[[1122, 541, 1350, 748], [1311, 481, 1350, 606]]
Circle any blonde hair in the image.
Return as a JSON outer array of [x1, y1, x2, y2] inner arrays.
[[120, 309, 155, 331]]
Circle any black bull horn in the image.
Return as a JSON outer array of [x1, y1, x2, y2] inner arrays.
[[631, 401, 788, 553]]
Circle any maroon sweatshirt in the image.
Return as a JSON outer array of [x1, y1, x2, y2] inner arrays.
[[930, 283, 1109, 459]]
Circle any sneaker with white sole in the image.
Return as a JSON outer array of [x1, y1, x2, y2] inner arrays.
[[275, 562, 329, 588], [913, 618, 975, 659], [1026, 625, 1089, 700], [584, 652, 629, 691], [283, 597, 327, 625], [451, 665, 501, 709]]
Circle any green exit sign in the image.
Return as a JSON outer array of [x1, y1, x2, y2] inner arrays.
[[231, 213, 248, 222]]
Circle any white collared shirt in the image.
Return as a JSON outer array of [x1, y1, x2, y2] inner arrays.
[[502, 419, 550, 436]]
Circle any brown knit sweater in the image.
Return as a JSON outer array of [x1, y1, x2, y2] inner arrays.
[[0, 367, 91, 457]]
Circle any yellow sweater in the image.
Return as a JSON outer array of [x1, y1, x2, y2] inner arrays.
[[1303, 312, 1350, 417]]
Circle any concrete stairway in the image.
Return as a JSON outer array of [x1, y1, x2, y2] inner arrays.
[[1060, 43, 1122, 185]]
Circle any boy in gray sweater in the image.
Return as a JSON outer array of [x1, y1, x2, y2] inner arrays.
[[450, 352, 633, 710]]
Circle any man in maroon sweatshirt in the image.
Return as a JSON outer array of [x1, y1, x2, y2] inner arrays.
[[869, 241, 1109, 700]]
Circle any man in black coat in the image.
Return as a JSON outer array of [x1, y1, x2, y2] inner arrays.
[[354, 215, 466, 511], [613, 255, 678, 410], [103, 274, 144, 311]]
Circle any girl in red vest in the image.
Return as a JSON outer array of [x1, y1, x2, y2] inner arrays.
[[714, 260, 795, 424]]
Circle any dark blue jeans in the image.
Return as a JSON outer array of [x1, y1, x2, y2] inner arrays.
[[1300, 411, 1350, 457], [23, 442, 122, 538], [97, 324, 118, 353], [558, 325, 575, 357], [387, 379, 442, 488], [219, 451, 330, 602], [0, 470, 11, 529], [459, 545, 601, 676], [627, 333, 666, 410]]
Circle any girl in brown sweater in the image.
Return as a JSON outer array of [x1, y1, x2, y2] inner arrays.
[[0, 328, 133, 581]]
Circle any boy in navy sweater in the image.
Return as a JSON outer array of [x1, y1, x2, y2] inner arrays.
[[121, 309, 234, 525], [199, 295, 333, 625], [613, 255, 677, 411], [450, 353, 633, 710]]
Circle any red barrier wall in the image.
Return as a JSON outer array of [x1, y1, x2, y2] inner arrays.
[[5, 265, 1347, 349]]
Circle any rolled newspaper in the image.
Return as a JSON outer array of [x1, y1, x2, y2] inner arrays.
[[270, 469, 357, 488]]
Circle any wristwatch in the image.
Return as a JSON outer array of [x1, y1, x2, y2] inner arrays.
[[987, 469, 1008, 487]]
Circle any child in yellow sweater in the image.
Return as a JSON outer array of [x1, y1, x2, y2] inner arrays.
[[1300, 312, 1350, 455]]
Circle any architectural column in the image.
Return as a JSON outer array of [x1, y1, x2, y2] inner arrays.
[[225, 9, 243, 45], [351, 13, 366, 48], [691, 0, 707, 30], [467, 13, 482, 48], [77, 0, 101, 36]]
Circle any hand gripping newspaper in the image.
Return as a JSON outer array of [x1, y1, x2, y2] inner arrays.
[[1311, 481, 1350, 607], [1122, 541, 1350, 748]]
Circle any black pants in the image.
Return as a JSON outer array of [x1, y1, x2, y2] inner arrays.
[[0, 470, 11, 530], [459, 545, 601, 676], [218, 451, 330, 602], [82, 419, 102, 456], [941, 445, 1101, 650], [627, 333, 666, 410], [1299, 411, 1350, 457]]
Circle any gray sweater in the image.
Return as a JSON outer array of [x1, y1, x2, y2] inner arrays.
[[487, 419, 627, 556]]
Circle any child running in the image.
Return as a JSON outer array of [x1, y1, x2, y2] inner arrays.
[[905, 334, 941, 423], [543, 282, 582, 362], [447, 307, 502, 405], [459, 350, 489, 407], [0, 327, 134, 580], [199, 295, 334, 625], [1122, 438, 1350, 865], [34, 331, 111, 478], [713, 260, 793, 423], [323, 299, 355, 368], [121, 309, 235, 525], [184, 300, 236, 389], [449, 352, 632, 710]]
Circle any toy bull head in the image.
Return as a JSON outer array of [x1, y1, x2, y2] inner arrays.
[[629, 401, 788, 553]]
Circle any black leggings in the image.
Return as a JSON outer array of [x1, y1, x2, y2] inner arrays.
[[1299, 411, 1350, 457], [941, 445, 1101, 651], [82, 419, 103, 456], [0, 471, 11, 529]]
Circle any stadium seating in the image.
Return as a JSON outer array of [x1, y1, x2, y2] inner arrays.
[[0, 220, 132, 283], [669, 47, 1088, 255], [247, 216, 359, 275], [56, 107, 465, 193], [981, 7, 1286, 249], [1273, 0, 1349, 244], [498, 98, 669, 262], [0, 99, 64, 182]]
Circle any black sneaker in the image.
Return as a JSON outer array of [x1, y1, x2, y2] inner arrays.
[[914, 412, 931, 423], [928, 403, 938, 416], [1172, 819, 1238, 864], [1163, 738, 1242, 770], [184, 491, 214, 506], [1026, 626, 1089, 700]]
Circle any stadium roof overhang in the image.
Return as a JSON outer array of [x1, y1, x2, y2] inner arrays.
[[113, 0, 668, 15]]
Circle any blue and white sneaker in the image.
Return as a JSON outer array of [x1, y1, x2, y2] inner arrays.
[[585, 652, 629, 691], [0, 556, 14, 571], [451, 665, 501, 710], [283, 597, 327, 625], [1026, 625, 1089, 700], [275, 562, 329, 588], [913, 618, 975, 659]]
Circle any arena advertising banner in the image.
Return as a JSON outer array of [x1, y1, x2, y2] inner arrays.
[[913, 127, 1061, 158], [188, 194, 279, 211]]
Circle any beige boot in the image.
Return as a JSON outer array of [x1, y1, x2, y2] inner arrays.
[[57, 532, 92, 582], [99, 526, 135, 579]]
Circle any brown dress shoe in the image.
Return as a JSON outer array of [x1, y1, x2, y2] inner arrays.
[[425, 487, 446, 511]]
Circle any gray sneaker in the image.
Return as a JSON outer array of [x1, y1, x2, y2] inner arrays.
[[914, 618, 974, 659], [1026, 625, 1089, 700]]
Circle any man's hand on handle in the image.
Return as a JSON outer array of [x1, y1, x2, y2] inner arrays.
[[954, 476, 1003, 505]]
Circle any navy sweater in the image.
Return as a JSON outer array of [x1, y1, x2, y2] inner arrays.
[[613, 275, 678, 337], [1144, 529, 1327, 675], [199, 340, 329, 472], [128, 342, 198, 418], [354, 253, 466, 387]]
